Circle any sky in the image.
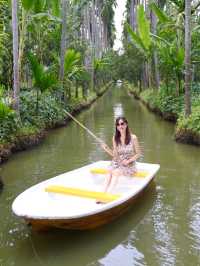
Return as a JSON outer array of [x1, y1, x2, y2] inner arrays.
[[113, 0, 126, 51]]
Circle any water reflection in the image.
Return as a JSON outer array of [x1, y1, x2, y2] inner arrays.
[[9, 184, 156, 266], [98, 185, 156, 266], [113, 103, 124, 119], [99, 244, 145, 266], [190, 202, 200, 251]]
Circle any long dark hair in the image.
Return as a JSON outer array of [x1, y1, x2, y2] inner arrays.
[[114, 117, 131, 146]]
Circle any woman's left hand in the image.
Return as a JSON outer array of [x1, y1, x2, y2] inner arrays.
[[121, 159, 130, 166]]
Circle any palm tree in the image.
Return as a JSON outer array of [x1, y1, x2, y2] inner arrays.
[[12, 0, 20, 113], [184, 0, 191, 117], [19, 0, 60, 85], [28, 53, 57, 114], [64, 48, 81, 98]]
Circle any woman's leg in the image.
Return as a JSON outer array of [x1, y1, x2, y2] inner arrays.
[[102, 170, 112, 193], [96, 169, 122, 203], [105, 169, 122, 193]]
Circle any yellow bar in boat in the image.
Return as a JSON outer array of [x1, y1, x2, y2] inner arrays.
[[45, 185, 121, 202], [90, 168, 148, 178]]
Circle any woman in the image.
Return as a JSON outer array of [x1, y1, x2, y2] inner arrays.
[[101, 116, 141, 194]]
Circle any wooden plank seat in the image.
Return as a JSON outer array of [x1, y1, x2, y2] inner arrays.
[[45, 185, 121, 203], [90, 168, 148, 177]]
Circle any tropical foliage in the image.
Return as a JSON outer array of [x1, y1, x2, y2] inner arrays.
[[120, 0, 200, 142], [0, 0, 116, 144], [1, 0, 200, 147]]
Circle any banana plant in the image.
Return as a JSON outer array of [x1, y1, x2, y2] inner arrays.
[[126, 5, 151, 60], [125, 5, 153, 88], [149, 2, 198, 96]]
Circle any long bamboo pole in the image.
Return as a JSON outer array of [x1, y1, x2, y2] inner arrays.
[[63, 110, 121, 160], [64, 110, 105, 144]]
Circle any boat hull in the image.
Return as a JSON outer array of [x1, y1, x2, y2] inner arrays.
[[25, 179, 155, 231]]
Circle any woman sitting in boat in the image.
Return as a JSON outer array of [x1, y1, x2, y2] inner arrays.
[[101, 116, 141, 194]]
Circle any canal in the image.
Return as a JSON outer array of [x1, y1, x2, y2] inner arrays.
[[1, 86, 200, 266]]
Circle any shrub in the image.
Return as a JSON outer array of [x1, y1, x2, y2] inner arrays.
[[0, 101, 19, 142], [157, 94, 184, 115], [140, 87, 184, 115], [20, 91, 66, 128], [176, 106, 200, 133], [140, 89, 159, 109]]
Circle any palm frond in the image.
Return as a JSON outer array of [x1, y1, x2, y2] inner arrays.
[[28, 53, 57, 92], [149, 3, 170, 23], [137, 5, 151, 51], [125, 23, 147, 55], [64, 49, 81, 74]]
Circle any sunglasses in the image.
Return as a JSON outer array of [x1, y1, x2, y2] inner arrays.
[[117, 122, 126, 126]]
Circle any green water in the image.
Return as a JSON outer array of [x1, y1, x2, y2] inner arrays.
[[1, 87, 200, 266]]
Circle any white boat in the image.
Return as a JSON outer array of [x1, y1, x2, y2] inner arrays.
[[12, 161, 160, 231]]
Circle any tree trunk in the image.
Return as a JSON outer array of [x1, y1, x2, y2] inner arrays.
[[151, 2, 160, 89], [184, 0, 191, 117], [147, 60, 151, 88], [142, 62, 148, 88], [103, 20, 108, 51], [75, 82, 78, 98], [59, 0, 67, 84], [18, 8, 28, 84], [130, 0, 136, 32], [153, 50, 160, 89], [83, 4, 91, 71], [91, 0, 96, 91], [12, 0, 20, 113]]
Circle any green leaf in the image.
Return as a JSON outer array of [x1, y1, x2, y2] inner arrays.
[[176, 47, 184, 66], [21, 0, 34, 11], [51, 0, 60, 17], [31, 13, 62, 23], [0, 101, 12, 120], [150, 33, 171, 46], [28, 52, 44, 86], [47, 0, 60, 17], [28, 53, 57, 92], [169, 0, 184, 12], [137, 5, 151, 50], [192, 25, 200, 32], [33, 0, 46, 13], [125, 23, 147, 55], [149, 3, 170, 23], [64, 49, 81, 75]]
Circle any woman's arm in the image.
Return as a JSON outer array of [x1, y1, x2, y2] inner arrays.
[[101, 142, 113, 157], [112, 136, 118, 159], [127, 135, 141, 163]]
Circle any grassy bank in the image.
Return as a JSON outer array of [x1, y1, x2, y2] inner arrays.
[[0, 82, 111, 164], [126, 82, 200, 146]]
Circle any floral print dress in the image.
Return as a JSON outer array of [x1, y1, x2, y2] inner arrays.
[[110, 137, 136, 176]]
